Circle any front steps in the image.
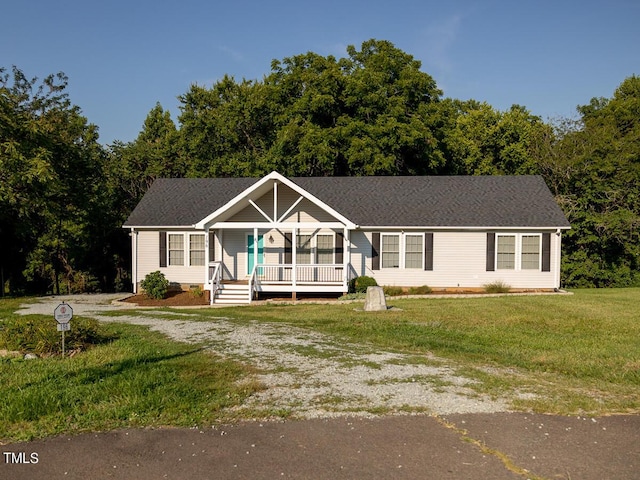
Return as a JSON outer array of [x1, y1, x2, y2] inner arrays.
[[213, 283, 252, 304]]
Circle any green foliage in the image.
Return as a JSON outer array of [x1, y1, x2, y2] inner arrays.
[[0, 66, 122, 294], [483, 281, 511, 293], [382, 285, 404, 296], [349, 275, 378, 293], [140, 271, 169, 299], [0, 316, 113, 355], [538, 75, 640, 287], [189, 285, 204, 298], [4, 52, 640, 292], [408, 285, 432, 295]]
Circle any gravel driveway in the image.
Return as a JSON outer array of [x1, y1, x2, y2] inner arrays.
[[18, 294, 512, 418]]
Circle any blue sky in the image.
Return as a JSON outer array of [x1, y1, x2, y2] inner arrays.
[[3, 0, 639, 145]]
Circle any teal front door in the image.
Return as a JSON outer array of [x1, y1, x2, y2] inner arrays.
[[247, 234, 264, 275]]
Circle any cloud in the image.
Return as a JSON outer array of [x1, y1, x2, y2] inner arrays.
[[419, 13, 462, 74], [217, 45, 245, 63]]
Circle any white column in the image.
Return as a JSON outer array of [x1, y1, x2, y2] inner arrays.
[[131, 229, 138, 293], [253, 227, 259, 274], [343, 228, 349, 290], [555, 229, 562, 290], [291, 227, 297, 290], [204, 227, 210, 286]]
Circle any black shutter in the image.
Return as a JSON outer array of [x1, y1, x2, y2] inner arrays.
[[335, 232, 344, 264], [284, 232, 292, 264], [486, 232, 495, 272], [372, 232, 380, 270], [159, 231, 167, 267], [209, 231, 215, 262], [542, 233, 551, 272], [425, 233, 434, 271]]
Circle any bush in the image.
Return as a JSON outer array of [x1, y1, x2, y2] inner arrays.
[[189, 285, 204, 298], [408, 285, 432, 295], [383, 285, 404, 296], [0, 316, 114, 355], [483, 280, 511, 293], [141, 271, 169, 299], [349, 276, 378, 293]]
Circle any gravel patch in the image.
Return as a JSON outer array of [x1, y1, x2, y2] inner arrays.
[[18, 295, 513, 419]]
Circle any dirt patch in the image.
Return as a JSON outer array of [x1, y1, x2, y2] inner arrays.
[[123, 290, 209, 307]]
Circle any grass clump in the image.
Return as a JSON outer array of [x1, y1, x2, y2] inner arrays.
[[383, 285, 404, 296], [483, 280, 511, 293], [408, 285, 432, 295], [0, 315, 114, 356]]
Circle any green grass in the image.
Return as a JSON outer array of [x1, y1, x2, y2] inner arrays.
[[174, 288, 640, 414], [0, 302, 262, 442], [2, 289, 639, 442]]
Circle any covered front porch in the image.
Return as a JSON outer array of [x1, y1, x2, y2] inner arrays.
[[205, 226, 353, 303], [194, 173, 359, 304]]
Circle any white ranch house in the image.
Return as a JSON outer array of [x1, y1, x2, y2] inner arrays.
[[123, 172, 570, 304]]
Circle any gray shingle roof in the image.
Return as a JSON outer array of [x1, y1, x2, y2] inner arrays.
[[123, 175, 570, 229]]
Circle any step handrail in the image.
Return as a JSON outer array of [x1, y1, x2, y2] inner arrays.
[[208, 262, 222, 304]]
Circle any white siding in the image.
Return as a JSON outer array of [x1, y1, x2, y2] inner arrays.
[[356, 230, 561, 290], [136, 230, 205, 288]]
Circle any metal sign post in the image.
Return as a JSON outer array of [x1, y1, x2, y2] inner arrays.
[[54, 302, 73, 357]]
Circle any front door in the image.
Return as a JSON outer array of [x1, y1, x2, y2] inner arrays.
[[247, 234, 264, 275]]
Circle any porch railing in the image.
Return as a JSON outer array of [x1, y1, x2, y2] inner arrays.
[[253, 264, 345, 284]]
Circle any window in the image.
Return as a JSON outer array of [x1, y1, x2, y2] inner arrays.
[[297, 234, 312, 264], [521, 235, 541, 270], [405, 235, 423, 269], [168, 234, 184, 266], [316, 234, 334, 264], [189, 234, 205, 266], [496, 235, 516, 270], [381, 235, 400, 268]]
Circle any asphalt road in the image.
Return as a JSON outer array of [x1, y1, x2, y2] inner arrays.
[[2, 413, 639, 480]]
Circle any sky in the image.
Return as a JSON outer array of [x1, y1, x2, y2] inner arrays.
[[3, 0, 639, 145]]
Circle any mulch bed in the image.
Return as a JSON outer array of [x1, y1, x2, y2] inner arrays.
[[123, 290, 209, 307]]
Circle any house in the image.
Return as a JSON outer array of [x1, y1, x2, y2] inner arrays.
[[123, 171, 571, 303]]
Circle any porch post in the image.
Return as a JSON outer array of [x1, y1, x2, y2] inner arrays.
[[131, 228, 138, 294], [253, 227, 258, 274], [291, 227, 297, 300], [343, 227, 349, 293], [204, 227, 210, 286]]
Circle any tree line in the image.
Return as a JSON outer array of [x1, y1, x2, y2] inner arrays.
[[1, 39, 638, 294]]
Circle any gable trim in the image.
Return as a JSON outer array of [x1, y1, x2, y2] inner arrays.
[[195, 171, 357, 229]]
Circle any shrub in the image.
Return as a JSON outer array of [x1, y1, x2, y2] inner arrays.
[[349, 276, 378, 293], [383, 285, 404, 296], [483, 280, 511, 293], [141, 271, 169, 299], [189, 285, 204, 298], [0, 316, 114, 355], [408, 285, 432, 295]]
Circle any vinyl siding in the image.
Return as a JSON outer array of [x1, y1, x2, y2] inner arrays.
[[135, 228, 562, 291], [136, 230, 205, 288], [358, 230, 561, 289]]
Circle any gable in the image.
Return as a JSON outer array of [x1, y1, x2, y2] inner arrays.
[[228, 184, 339, 224]]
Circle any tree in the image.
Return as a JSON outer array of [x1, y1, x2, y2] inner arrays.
[[1, 66, 109, 294], [545, 76, 640, 287], [176, 39, 447, 178]]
